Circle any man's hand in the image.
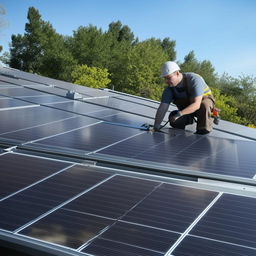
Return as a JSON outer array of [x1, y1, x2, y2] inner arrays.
[[169, 110, 182, 123], [141, 123, 161, 132]]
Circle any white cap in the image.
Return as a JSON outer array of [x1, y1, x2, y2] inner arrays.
[[160, 61, 180, 77]]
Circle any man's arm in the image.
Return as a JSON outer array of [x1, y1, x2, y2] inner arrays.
[[180, 95, 203, 115], [154, 102, 169, 130]]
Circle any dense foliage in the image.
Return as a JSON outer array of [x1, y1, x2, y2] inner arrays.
[[1, 7, 256, 126], [71, 64, 111, 88]]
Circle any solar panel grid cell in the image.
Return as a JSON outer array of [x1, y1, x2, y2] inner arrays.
[[0, 98, 36, 109], [0, 165, 112, 231], [63, 175, 159, 219], [173, 235, 256, 256], [121, 183, 218, 233], [96, 132, 256, 180], [0, 153, 70, 199], [83, 97, 157, 119], [18, 95, 72, 104], [1, 116, 99, 143], [0, 106, 74, 134], [29, 122, 142, 153], [85, 221, 179, 254], [0, 87, 46, 97], [83, 238, 164, 256], [20, 209, 114, 249], [191, 194, 256, 249]]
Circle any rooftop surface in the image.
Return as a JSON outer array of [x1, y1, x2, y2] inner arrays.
[[0, 66, 256, 256]]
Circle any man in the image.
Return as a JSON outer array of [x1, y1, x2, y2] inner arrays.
[[154, 61, 215, 134]]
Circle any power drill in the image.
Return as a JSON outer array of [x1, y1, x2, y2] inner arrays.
[[211, 107, 220, 125]]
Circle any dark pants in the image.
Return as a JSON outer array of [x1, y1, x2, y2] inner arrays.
[[169, 95, 215, 132]]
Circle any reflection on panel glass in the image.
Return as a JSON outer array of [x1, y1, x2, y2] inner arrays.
[[0, 106, 74, 134], [0, 98, 36, 109], [20, 209, 114, 248], [29, 122, 142, 153], [1, 116, 99, 143], [0, 165, 111, 231], [97, 131, 256, 179]]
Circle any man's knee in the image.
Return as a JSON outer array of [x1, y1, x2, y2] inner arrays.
[[169, 110, 194, 129]]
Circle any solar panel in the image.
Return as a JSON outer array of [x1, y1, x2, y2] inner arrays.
[[0, 74, 45, 86], [1, 66, 256, 256], [121, 183, 218, 232], [95, 130, 256, 182], [18, 95, 72, 104], [103, 112, 154, 126], [172, 235, 256, 256], [0, 153, 70, 199], [63, 175, 158, 218], [27, 122, 143, 154], [190, 193, 256, 248], [24, 84, 71, 97], [83, 221, 179, 255], [83, 97, 158, 119], [44, 101, 120, 118], [0, 162, 113, 231], [0, 116, 99, 143], [0, 106, 74, 134], [0, 98, 36, 109], [0, 87, 46, 97], [20, 209, 115, 249], [83, 237, 164, 256]]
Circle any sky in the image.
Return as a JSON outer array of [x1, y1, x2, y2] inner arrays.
[[1, 0, 256, 78]]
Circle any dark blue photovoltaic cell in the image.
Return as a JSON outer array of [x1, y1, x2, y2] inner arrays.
[[20, 209, 114, 249], [0, 165, 112, 231], [1, 116, 99, 142], [83, 238, 164, 256], [64, 175, 159, 219], [97, 131, 256, 179], [97, 130, 177, 158], [173, 236, 256, 256], [0, 98, 36, 109], [44, 101, 120, 118], [0, 153, 70, 199], [191, 194, 256, 248], [29, 122, 142, 153], [122, 183, 217, 233], [0, 74, 44, 86], [84, 97, 157, 118], [18, 95, 71, 104], [0, 87, 46, 97], [0, 106, 74, 134], [25, 84, 69, 97], [103, 112, 154, 126], [85, 221, 179, 254]]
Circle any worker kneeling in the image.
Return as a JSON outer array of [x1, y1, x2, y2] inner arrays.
[[154, 61, 215, 135]]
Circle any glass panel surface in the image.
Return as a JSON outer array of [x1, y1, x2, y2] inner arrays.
[[191, 194, 256, 248]]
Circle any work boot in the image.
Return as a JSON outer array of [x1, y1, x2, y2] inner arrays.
[[195, 129, 210, 135]]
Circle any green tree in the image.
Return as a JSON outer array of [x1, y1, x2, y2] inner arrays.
[[161, 37, 176, 60], [69, 25, 111, 67], [71, 64, 111, 88], [107, 20, 136, 44], [211, 88, 246, 124], [7, 7, 76, 80], [215, 74, 256, 125], [180, 51, 217, 86], [121, 39, 169, 100]]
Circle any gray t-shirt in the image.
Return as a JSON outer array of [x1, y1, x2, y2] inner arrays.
[[161, 72, 208, 104]]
